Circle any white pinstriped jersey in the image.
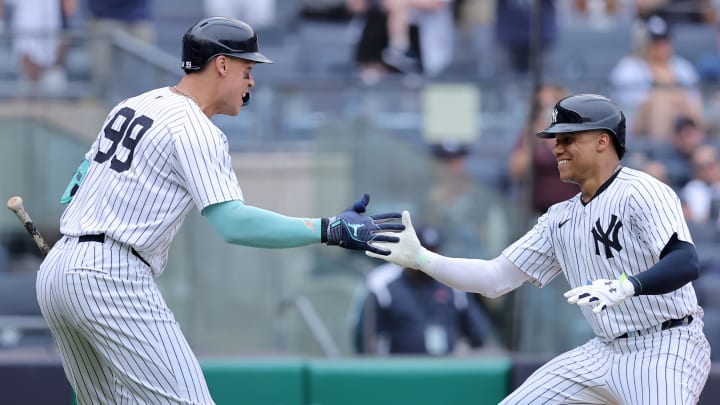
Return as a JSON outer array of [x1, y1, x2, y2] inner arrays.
[[503, 166, 701, 340], [60, 87, 243, 276]]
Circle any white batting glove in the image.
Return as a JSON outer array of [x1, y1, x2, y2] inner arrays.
[[564, 273, 636, 314], [366, 210, 435, 272]]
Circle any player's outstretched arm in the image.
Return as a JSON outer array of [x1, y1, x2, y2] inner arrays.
[[367, 211, 531, 297], [322, 194, 405, 256], [202, 194, 403, 252]]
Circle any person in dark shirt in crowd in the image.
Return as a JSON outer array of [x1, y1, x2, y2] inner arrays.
[[508, 83, 578, 217], [353, 225, 492, 355], [650, 115, 708, 190]]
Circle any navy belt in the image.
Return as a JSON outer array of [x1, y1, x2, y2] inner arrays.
[[78, 233, 151, 268], [617, 315, 693, 339]]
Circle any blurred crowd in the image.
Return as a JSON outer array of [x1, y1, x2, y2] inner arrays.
[[0, 1, 717, 92], [4, 0, 720, 357]]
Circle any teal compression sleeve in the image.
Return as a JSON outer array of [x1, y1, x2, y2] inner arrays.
[[60, 158, 90, 204], [202, 200, 323, 248]]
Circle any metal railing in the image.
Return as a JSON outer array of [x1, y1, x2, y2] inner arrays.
[[273, 296, 342, 358]]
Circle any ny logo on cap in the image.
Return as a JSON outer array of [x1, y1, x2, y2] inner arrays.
[[552, 108, 558, 124], [183, 61, 192, 69]]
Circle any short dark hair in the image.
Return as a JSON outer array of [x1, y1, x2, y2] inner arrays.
[[673, 116, 697, 133]]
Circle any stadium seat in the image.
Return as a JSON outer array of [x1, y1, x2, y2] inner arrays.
[[672, 23, 717, 65], [544, 27, 632, 81]]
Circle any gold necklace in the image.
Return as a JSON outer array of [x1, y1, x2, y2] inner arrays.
[[172, 85, 198, 105]]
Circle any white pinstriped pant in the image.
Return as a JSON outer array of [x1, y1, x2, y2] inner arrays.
[[36, 236, 215, 405], [501, 319, 710, 404]]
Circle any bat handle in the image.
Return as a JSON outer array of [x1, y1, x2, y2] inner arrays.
[[25, 221, 51, 257]]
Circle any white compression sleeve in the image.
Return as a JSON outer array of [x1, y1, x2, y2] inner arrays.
[[420, 252, 531, 298]]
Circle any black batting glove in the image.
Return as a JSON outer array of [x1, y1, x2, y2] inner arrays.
[[321, 194, 404, 256]]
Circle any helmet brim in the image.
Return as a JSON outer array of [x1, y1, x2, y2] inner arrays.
[[536, 123, 590, 138], [233, 52, 273, 64]]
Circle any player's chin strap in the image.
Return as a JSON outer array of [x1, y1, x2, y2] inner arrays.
[[242, 92, 252, 106]]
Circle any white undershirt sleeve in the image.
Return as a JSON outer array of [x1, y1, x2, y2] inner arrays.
[[420, 251, 531, 298]]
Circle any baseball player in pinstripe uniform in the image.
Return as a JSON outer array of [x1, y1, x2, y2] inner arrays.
[[36, 17, 402, 404], [369, 94, 711, 404]]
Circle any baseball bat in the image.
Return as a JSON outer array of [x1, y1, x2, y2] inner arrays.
[[6, 196, 51, 258]]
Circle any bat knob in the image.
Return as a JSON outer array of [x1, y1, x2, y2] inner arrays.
[[7, 196, 23, 211]]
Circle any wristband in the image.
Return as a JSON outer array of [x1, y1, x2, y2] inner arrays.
[[321, 217, 329, 243]]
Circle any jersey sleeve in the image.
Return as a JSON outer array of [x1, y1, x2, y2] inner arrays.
[[629, 180, 693, 256], [172, 114, 243, 211], [502, 211, 563, 287]]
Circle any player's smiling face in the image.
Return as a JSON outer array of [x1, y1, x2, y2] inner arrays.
[[553, 130, 602, 184]]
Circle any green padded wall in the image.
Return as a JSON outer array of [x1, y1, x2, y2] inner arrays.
[[70, 357, 511, 404], [201, 359, 307, 405], [307, 358, 511, 405], [70, 359, 307, 405]]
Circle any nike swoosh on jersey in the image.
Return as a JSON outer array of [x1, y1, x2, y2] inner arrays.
[[558, 218, 571, 228]]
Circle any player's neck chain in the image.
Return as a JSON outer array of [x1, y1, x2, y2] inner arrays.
[[172, 86, 198, 105]]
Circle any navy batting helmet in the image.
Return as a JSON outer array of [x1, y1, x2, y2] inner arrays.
[[182, 17, 273, 71], [537, 94, 626, 159]]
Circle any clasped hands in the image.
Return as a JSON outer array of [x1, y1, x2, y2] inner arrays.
[[324, 194, 405, 256], [364, 210, 434, 271]]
